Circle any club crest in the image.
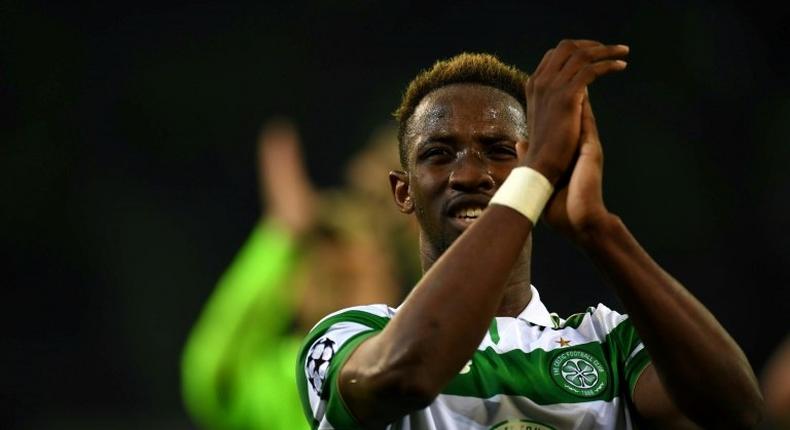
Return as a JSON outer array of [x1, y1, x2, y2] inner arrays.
[[550, 349, 608, 397]]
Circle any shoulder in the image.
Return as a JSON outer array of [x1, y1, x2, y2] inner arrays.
[[298, 304, 396, 372], [308, 304, 395, 336], [297, 304, 396, 427], [556, 303, 650, 390]]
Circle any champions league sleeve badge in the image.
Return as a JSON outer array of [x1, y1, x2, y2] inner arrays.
[[306, 337, 337, 395]]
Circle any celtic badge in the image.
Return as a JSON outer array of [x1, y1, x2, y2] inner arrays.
[[550, 349, 608, 397]]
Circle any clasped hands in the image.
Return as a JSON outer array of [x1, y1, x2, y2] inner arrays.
[[519, 39, 629, 242]]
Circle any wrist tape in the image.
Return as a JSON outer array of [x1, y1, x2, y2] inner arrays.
[[489, 166, 554, 224]]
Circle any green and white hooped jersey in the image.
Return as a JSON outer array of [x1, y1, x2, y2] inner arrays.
[[297, 287, 651, 429]]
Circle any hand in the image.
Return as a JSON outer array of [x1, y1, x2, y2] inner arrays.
[[542, 96, 610, 242], [258, 118, 317, 236], [523, 39, 628, 184]]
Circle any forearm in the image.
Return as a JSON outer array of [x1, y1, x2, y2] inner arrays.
[[342, 206, 532, 424], [387, 206, 530, 379], [581, 214, 763, 427], [182, 219, 299, 425]]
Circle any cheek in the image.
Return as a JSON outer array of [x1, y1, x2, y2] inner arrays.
[[410, 173, 444, 218], [412, 166, 448, 199], [492, 163, 519, 189]]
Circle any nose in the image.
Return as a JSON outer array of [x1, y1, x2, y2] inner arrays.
[[448, 149, 495, 192]]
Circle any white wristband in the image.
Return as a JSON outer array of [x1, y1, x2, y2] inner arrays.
[[489, 167, 554, 224]]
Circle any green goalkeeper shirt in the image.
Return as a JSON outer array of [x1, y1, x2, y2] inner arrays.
[[182, 220, 309, 430]]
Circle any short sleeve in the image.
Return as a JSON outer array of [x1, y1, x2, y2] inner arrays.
[[296, 305, 391, 429], [590, 304, 652, 397]]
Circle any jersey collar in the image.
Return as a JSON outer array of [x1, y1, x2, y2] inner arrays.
[[517, 285, 555, 328]]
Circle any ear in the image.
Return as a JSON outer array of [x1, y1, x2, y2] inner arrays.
[[389, 170, 414, 214]]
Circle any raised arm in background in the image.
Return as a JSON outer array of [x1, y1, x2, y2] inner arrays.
[[181, 121, 315, 429]]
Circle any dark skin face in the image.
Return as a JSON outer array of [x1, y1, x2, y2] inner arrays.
[[390, 83, 532, 310]]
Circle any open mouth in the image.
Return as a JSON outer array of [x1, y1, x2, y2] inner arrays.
[[450, 205, 486, 225]]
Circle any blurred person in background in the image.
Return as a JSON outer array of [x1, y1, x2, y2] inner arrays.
[[181, 119, 417, 429]]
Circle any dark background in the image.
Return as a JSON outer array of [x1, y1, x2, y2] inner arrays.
[[3, 1, 789, 428]]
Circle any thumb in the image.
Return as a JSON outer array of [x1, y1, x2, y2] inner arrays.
[[580, 94, 600, 145]]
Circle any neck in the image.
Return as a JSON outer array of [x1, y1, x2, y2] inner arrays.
[[496, 259, 533, 317], [419, 232, 534, 317]]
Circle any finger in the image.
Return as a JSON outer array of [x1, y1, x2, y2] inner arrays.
[[557, 44, 629, 83], [535, 40, 600, 75], [527, 47, 555, 97], [529, 48, 554, 82], [542, 39, 604, 74], [572, 40, 606, 48], [570, 59, 628, 88], [567, 99, 605, 207], [528, 40, 607, 93], [581, 94, 600, 144], [578, 96, 603, 168]]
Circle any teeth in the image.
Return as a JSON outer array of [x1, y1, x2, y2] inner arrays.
[[457, 207, 484, 218]]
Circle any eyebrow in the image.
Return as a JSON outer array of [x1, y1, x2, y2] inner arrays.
[[414, 132, 518, 157], [475, 132, 515, 142], [415, 133, 456, 151], [419, 131, 453, 141]]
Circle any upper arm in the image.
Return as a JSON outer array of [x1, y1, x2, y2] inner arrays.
[[297, 307, 391, 429], [337, 332, 439, 428], [632, 363, 701, 429], [592, 305, 698, 429]]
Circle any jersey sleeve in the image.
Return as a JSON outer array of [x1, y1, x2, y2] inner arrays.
[[296, 305, 392, 429], [182, 219, 303, 429], [590, 304, 652, 397]]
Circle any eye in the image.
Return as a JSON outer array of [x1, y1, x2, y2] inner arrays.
[[419, 145, 454, 161], [487, 143, 517, 160], [426, 148, 450, 157]]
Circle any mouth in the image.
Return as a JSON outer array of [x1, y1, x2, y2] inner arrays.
[[446, 196, 490, 229], [451, 205, 485, 222]]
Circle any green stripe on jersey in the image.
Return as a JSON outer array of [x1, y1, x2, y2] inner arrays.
[[325, 331, 378, 429], [562, 312, 587, 329], [626, 349, 651, 396], [442, 317, 646, 404], [606, 315, 644, 364], [296, 310, 389, 428], [309, 310, 389, 340], [442, 341, 622, 404], [297, 305, 651, 428], [489, 320, 501, 344]]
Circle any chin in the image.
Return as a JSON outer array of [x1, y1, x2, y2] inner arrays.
[[432, 227, 463, 256]]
